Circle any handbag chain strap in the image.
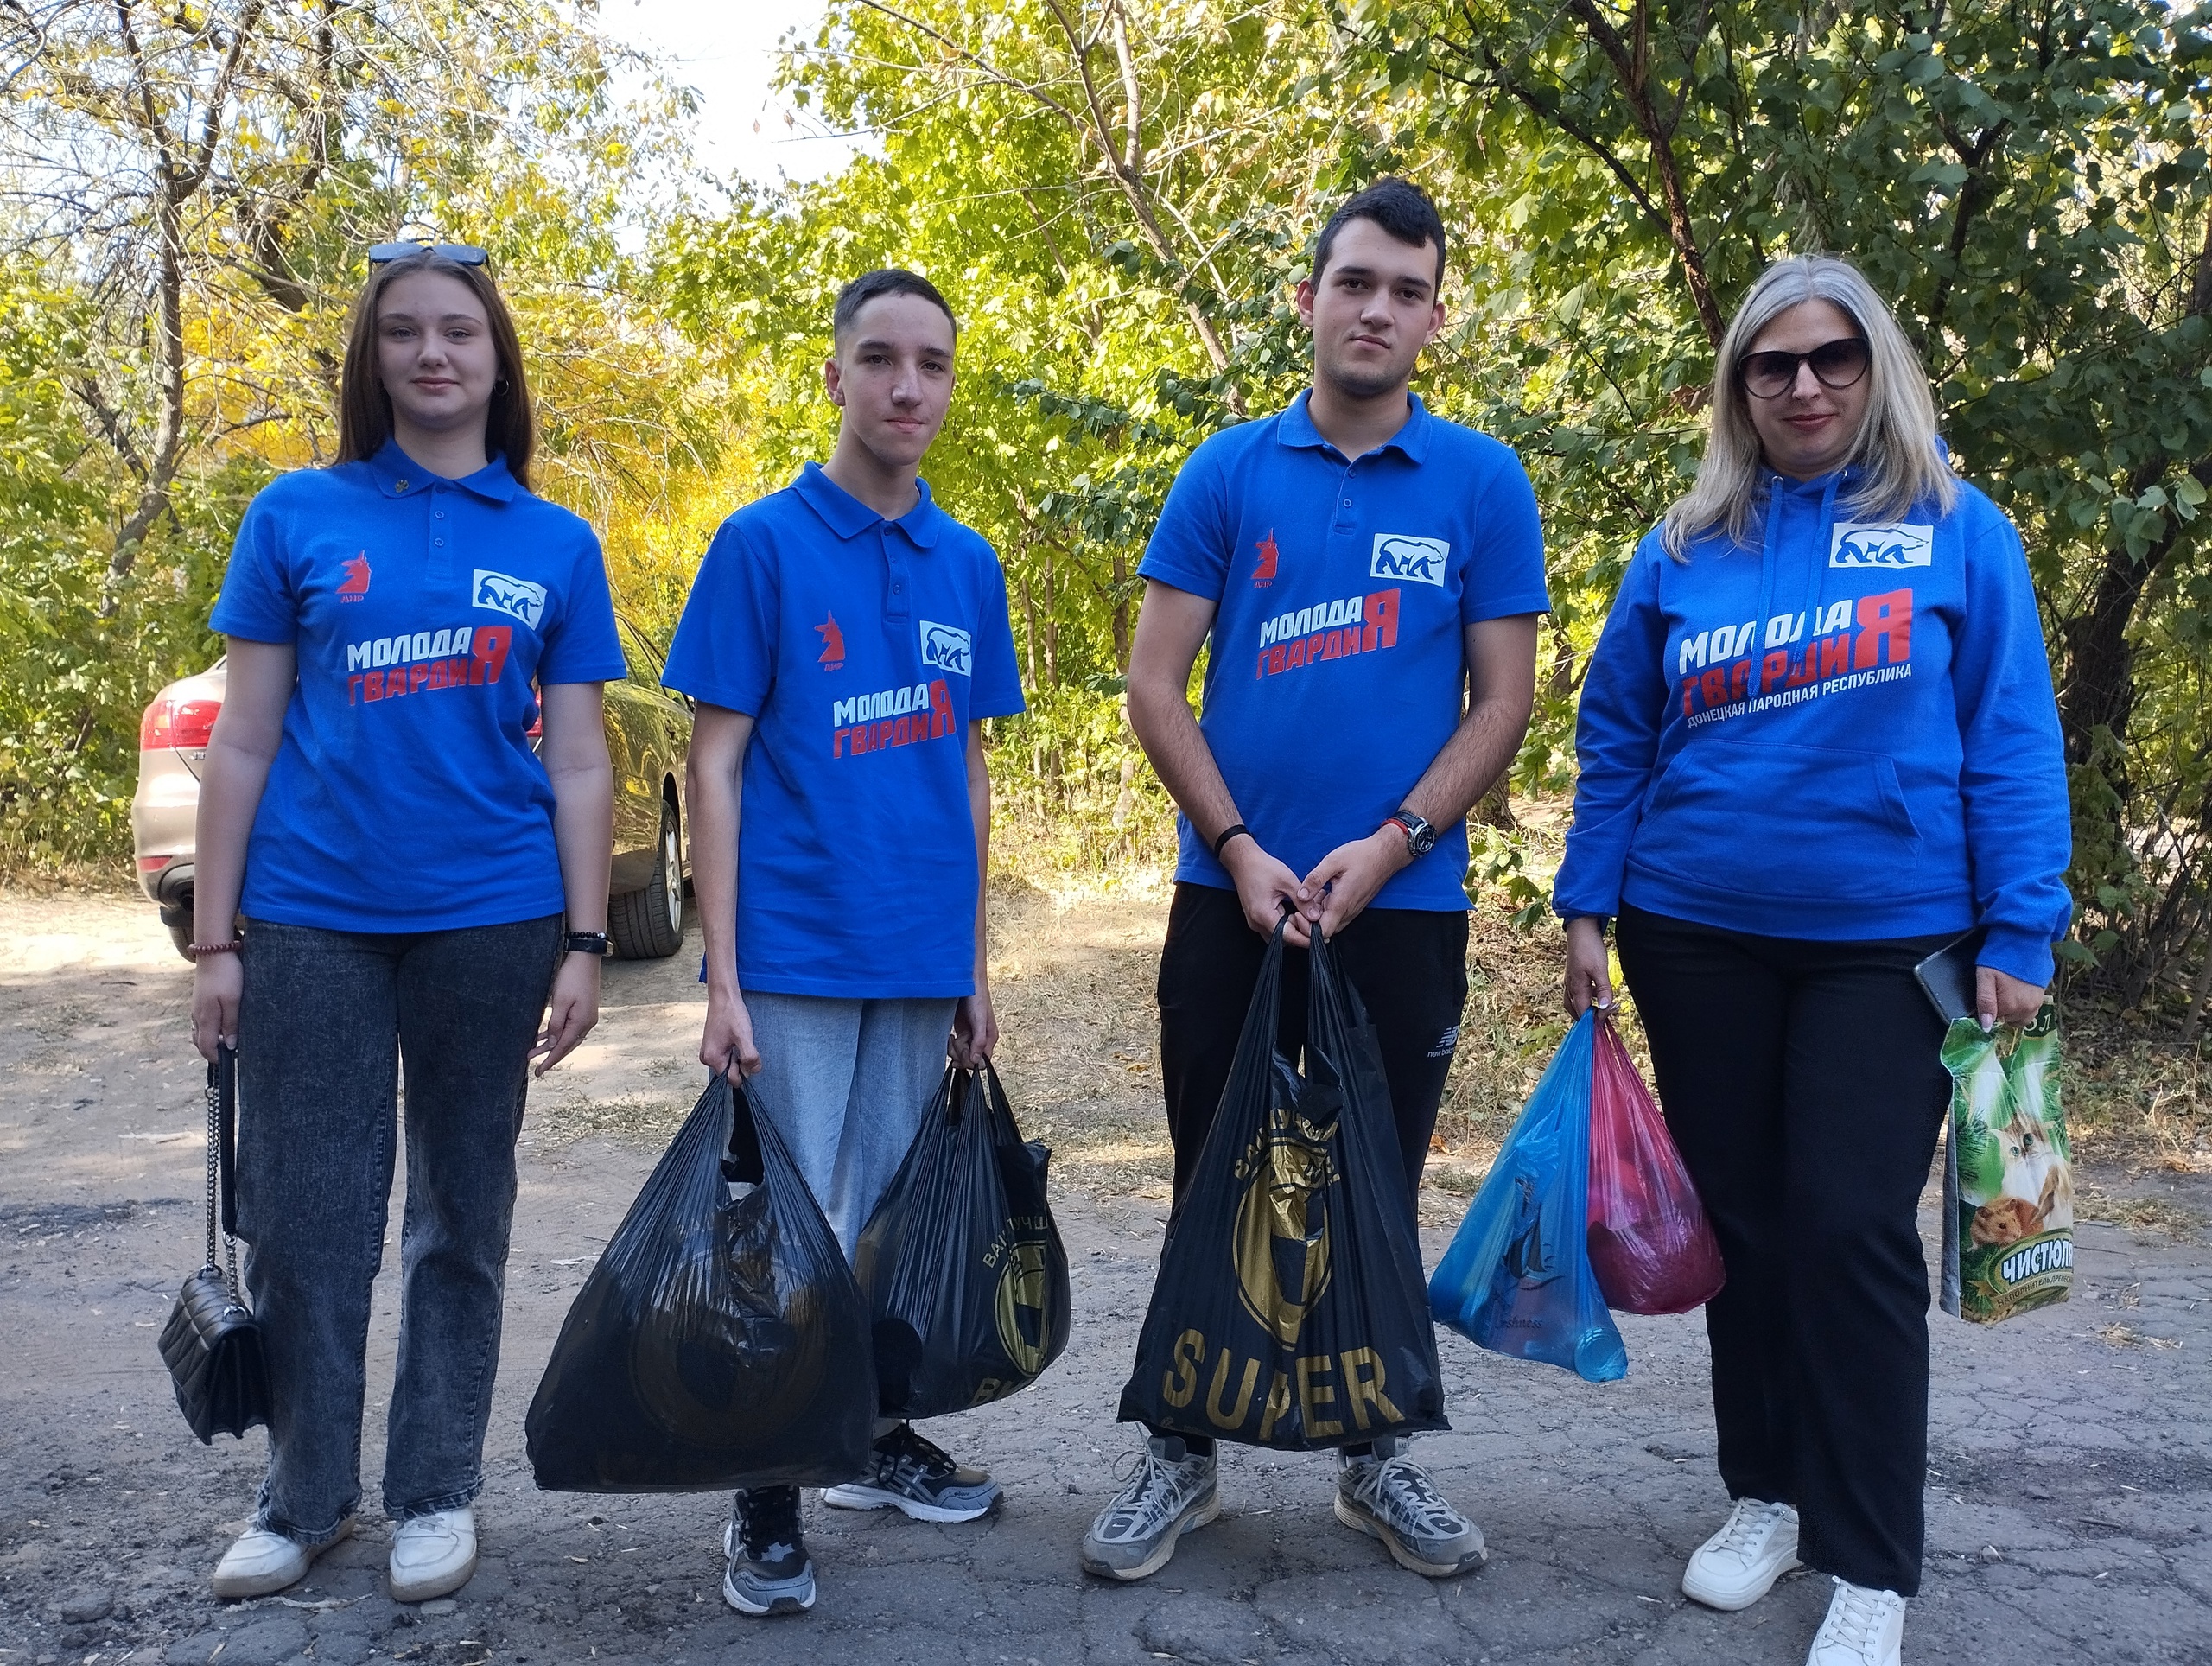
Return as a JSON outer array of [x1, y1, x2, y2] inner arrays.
[[201, 1059, 221, 1273], [202, 1048, 244, 1300]]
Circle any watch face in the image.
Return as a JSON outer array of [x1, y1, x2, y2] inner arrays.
[[1410, 826, 1437, 856]]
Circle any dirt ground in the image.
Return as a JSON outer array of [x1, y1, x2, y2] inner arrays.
[[3, 887, 2211, 1666]]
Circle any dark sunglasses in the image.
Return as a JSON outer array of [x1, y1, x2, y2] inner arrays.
[[1738, 337, 1871, 399], [367, 241, 489, 267]]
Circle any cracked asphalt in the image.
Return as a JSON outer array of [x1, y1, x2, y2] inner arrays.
[[4, 892, 2208, 1665]]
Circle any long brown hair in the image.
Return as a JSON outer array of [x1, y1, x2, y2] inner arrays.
[[334, 250, 536, 490]]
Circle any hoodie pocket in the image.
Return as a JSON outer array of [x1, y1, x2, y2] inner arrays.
[[1631, 739, 1923, 903]]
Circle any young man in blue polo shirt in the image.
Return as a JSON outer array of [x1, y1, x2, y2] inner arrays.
[[663, 269, 1026, 1618], [1084, 180, 1548, 1583]]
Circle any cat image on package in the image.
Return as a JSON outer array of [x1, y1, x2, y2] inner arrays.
[[1940, 1009, 2071, 1324]]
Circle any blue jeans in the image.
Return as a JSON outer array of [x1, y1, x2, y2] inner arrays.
[[741, 993, 956, 1261], [234, 914, 561, 1542]]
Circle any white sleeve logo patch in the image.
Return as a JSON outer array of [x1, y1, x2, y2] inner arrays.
[[1370, 533, 1450, 587], [919, 619, 973, 675], [472, 569, 548, 629], [1830, 523, 1934, 569]]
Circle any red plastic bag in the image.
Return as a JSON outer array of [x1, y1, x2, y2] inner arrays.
[[1586, 1014, 1726, 1315]]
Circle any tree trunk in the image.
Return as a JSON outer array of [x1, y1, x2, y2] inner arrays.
[[1111, 550, 1130, 670], [1020, 574, 1039, 690], [101, 188, 186, 614], [1043, 547, 1058, 689]]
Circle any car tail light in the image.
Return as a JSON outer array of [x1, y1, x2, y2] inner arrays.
[[137, 855, 173, 873], [140, 691, 222, 750], [525, 702, 543, 740]]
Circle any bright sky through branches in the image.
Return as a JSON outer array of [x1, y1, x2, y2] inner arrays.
[[597, 0, 861, 184]]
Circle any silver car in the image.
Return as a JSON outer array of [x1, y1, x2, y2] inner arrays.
[[130, 617, 691, 959]]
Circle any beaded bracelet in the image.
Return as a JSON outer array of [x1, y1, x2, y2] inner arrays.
[[187, 940, 242, 961]]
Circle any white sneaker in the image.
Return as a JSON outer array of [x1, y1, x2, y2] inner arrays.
[[389, 1506, 478, 1603], [1681, 1497, 1802, 1610], [1806, 1577, 1905, 1666], [211, 1517, 353, 1599]]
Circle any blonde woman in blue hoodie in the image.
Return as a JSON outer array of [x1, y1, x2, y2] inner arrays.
[[1554, 254, 2069, 1666]]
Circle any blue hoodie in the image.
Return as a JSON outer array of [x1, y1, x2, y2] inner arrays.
[[1553, 465, 2072, 986]]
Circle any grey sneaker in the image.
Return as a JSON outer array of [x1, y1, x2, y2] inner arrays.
[[1334, 1439, 1487, 1578], [722, 1487, 814, 1617], [1080, 1434, 1220, 1582], [820, 1423, 1001, 1523]]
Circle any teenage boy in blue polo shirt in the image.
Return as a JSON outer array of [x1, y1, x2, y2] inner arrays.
[[663, 270, 1026, 1618], [1084, 180, 1549, 1583]]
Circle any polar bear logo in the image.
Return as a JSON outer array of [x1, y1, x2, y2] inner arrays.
[[919, 620, 972, 676], [472, 569, 548, 630], [1370, 534, 1449, 587], [1829, 523, 1934, 569]]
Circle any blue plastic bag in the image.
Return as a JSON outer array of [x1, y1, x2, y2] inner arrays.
[[1428, 1011, 1627, 1383]]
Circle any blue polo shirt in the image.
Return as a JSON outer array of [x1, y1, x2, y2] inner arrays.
[[662, 463, 1026, 998], [1140, 391, 1549, 910], [210, 439, 627, 932]]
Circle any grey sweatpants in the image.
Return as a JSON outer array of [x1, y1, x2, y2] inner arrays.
[[741, 992, 956, 1260]]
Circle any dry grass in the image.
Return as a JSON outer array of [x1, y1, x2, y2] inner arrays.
[[2064, 1019, 2212, 1176], [0, 863, 138, 899], [984, 871, 1177, 1199], [2075, 1188, 2209, 1237]]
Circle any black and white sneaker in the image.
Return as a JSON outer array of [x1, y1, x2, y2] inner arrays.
[[722, 1486, 815, 1616], [820, 1422, 1001, 1523]]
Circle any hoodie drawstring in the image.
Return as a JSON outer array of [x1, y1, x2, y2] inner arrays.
[[1748, 482, 1786, 699], [1748, 471, 1845, 700]]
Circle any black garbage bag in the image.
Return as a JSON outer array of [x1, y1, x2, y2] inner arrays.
[[855, 1063, 1072, 1419], [525, 1073, 875, 1492], [1117, 919, 1447, 1450]]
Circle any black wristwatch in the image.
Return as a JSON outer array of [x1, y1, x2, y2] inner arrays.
[[563, 931, 611, 957], [1383, 808, 1438, 861]]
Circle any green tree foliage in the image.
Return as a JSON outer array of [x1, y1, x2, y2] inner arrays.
[[655, 1, 1406, 863], [0, 0, 728, 865], [683, 0, 2211, 1011], [1368, 0, 2212, 1015], [3, 0, 2208, 1028]]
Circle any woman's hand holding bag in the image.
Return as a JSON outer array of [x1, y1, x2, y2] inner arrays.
[[1562, 916, 1614, 1017]]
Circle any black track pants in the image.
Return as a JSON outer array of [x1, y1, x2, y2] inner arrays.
[[1614, 901, 1955, 1596], [1154, 881, 1469, 1225]]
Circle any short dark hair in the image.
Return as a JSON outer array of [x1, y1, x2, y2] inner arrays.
[[832, 269, 958, 344], [1312, 179, 1447, 291]]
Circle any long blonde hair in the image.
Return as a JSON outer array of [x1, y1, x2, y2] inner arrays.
[[1662, 255, 1955, 557]]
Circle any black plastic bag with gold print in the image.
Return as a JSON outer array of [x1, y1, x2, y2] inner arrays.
[[1117, 919, 1447, 1450], [855, 1063, 1071, 1419]]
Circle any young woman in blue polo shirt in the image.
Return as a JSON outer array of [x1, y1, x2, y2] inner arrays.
[[188, 245, 627, 1606]]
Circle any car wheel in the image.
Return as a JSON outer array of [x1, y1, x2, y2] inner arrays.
[[609, 798, 685, 959], [166, 920, 194, 962]]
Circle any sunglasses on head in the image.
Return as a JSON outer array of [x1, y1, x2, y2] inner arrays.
[[1738, 336, 1871, 399], [367, 241, 489, 267]]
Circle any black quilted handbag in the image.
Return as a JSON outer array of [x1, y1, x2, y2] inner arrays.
[[158, 1045, 270, 1442]]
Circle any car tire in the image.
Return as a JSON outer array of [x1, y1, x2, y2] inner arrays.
[[609, 798, 685, 960], [166, 920, 194, 963]]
